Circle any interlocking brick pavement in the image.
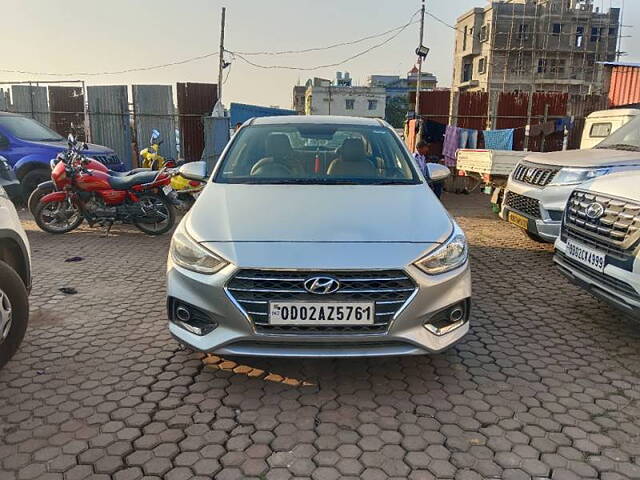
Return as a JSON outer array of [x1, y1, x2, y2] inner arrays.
[[1, 193, 640, 480]]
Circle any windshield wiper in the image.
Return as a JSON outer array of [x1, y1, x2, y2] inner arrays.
[[367, 180, 416, 185], [596, 143, 640, 151]]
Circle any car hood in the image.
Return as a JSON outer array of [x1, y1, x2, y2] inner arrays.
[[524, 148, 640, 168], [578, 171, 640, 201], [186, 183, 453, 243], [35, 140, 115, 155]]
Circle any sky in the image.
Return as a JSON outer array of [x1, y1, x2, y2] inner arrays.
[[2, 0, 637, 109]]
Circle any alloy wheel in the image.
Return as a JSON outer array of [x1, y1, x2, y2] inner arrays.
[[0, 288, 12, 344]]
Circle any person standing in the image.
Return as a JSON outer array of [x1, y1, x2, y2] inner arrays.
[[414, 140, 443, 199]]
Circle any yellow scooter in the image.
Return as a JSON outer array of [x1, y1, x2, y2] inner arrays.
[[139, 130, 203, 210]]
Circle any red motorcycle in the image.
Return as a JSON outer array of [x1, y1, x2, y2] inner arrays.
[[33, 138, 176, 236]]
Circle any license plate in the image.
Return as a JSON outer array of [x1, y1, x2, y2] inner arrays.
[[508, 211, 529, 230], [269, 302, 375, 325], [565, 239, 606, 273], [162, 185, 173, 195]]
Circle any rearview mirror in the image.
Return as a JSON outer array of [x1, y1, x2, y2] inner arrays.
[[178, 161, 208, 182], [151, 129, 161, 143], [426, 163, 450, 183]]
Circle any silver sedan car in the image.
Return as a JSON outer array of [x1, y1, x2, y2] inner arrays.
[[167, 116, 471, 357]]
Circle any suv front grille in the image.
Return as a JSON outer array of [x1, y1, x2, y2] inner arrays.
[[504, 191, 541, 219], [512, 163, 559, 187], [564, 190, 640, 257], [226, 270, 416, 334], [92, 154, 121, 166]]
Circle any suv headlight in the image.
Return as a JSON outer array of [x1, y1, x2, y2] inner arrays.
[[170, 222, 228, 274], [548, 167, 610, 186], [414, 223, 468, 275]]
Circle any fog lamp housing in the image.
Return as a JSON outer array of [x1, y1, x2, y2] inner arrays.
[[424, 300, 470, 336], [168, 298, 218, 336]]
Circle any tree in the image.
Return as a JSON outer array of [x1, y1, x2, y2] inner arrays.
[[385, 96, 409, 129]]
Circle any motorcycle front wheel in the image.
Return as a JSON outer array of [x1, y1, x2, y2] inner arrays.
[[33, 199, 84, 234], [133, 193, 176, 236]]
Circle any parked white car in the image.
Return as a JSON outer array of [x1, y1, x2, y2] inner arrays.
[[0, 186, 30, 369], [167, 116, 471, 357], [501, 114, 640, 243], [580, 108, 640, 149], [554, 171, 639, 316]]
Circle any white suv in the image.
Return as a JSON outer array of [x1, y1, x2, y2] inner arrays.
[[501, 115, 640, 243], [0, 186, 31, 368], [554, 172, 640, 316]]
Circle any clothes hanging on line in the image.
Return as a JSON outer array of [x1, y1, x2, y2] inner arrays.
[[443, 125, 461, 167], [542, 121, 556, 136], [458, 128, 478, 149], [483, 129, 515, 151], [529, 124, 544, 137], [422, 120, 447, 144], [555, 117, 572, 133]]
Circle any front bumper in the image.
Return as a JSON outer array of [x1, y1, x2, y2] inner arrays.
[[167, 258, 472, 357], [499, 179, 577, 242], [554, 239, 640, 316]]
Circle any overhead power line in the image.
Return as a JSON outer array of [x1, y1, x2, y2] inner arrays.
[[0, 52, 220, 77], [233, 14, 420, 56], [228, 12, 420, 71]]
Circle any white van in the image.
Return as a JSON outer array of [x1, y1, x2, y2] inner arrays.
[[580, 108, 640, 149]]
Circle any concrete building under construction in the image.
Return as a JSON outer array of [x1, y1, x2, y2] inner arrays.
[[452, 0, 620, 95]]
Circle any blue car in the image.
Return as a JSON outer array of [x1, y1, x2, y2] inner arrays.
[[0, 112, 125, 197]]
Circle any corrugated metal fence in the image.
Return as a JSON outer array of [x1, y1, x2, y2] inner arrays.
[[0, 82, 218, 168]]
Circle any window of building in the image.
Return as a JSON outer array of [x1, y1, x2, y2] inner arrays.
[[463, 26, 468, 50], [462, 63, 473, 82], [609, 27, 617, 36], [368, 100, 378, 111], [552, 23, 562, 36], [480, 24, 489, 42], [518, 24, 529, 40], [575, 26, 584, 47], [537, 58, 547, 73], [345, 99, 355, 110], [478, 57, 487, 74], [590, 27, 600, 42]]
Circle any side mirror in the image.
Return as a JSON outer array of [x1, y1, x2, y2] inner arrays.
[[151, 129, 161, 144], [178, 161, 208, 182], [426, 163, 450, 183]]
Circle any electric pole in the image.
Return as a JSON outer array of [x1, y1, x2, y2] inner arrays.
[[217, 7, 226, 102], [414, 0, 426, 117]]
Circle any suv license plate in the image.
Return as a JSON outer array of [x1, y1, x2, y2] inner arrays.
[[565, 239, 606, 273], [269, 302, 375, 326], [508, 211, 529, 230]]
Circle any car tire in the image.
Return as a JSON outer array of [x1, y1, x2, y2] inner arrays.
[[21, 169, 51, 199], [525, 230, 548, 244], [0, 260, 29, 370]]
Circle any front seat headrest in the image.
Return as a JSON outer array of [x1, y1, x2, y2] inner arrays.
[[266, 133, 293, 159], [339, 138, 366, 162]]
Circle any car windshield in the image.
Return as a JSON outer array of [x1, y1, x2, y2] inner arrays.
[[0, 116, 64, 142], [215, 123, 420, 185], [595, 115, 640, 151]]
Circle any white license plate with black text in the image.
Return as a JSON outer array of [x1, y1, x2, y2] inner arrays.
[[269, 302, 375, 325], [565, 239, 606, 273]]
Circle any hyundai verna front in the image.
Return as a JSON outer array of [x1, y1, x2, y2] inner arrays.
[[166, 116, 471, 357]]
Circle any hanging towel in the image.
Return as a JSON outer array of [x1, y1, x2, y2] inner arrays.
[[459, 128, 478, 149], [483, 129, 514, 151], [443, 125, 461, 167], [542, 120, 556, 136], [529, 124, 544, 137], [555, 117, 572, 133]]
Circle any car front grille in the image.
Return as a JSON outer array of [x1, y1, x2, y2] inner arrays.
[[556, 251, 640, 301], [226, 270, 416, 335], [564, 190, 640, 257], [512, 163, 559, 187], [504, 191, 541, 219], [92, 154, 121, 166]]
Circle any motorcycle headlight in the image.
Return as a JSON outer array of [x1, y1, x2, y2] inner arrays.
[[170, 223, 228, 274], [548, 167, 610, 186], [414, 223, 468, 275]]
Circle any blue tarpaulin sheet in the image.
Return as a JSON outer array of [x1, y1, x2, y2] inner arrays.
[[230, 103, 297, 126]]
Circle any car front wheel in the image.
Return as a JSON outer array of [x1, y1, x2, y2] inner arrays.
[[0, 260, 29, 369]]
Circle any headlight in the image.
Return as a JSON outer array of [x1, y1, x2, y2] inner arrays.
[[414, 223, 468, 275], [170, 223, 228, 274], [548, 167, 610, 186]]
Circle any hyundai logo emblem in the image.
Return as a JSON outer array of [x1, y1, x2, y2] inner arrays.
[[303, 276, 340, 295], [585, 202, 605, 220]]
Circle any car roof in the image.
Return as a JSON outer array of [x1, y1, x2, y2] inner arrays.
[[249, 115, 385, 127]]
